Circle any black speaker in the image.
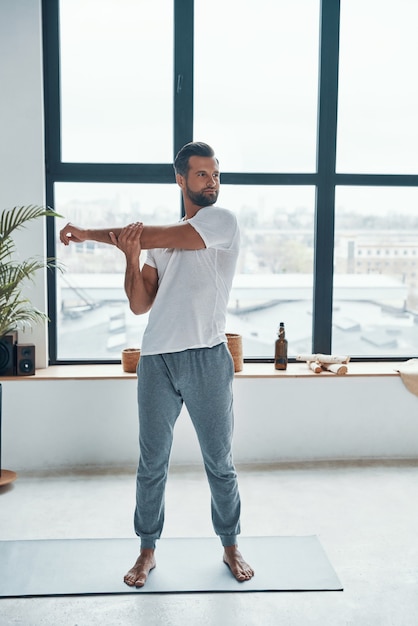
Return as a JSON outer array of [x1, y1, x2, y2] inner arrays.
[[16, 344, 35, 376], [0, 333, 17, 376]]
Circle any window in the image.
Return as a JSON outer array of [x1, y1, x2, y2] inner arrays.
[[43, 0, 418, 363], [194, 0, 319, 173], [334, 187, 418, 356], [56, 182, 180, 359], [337, 0, 418, 174], [59, 0, 173, 163]]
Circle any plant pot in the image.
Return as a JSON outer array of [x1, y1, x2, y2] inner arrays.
[[226, 333, 243, 372], [121, 348, 141, 373]]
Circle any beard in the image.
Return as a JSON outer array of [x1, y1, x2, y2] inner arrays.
[[185, 184, 219, 207]]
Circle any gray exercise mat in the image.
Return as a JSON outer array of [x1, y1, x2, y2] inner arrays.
[[0, 536, 342, 597]]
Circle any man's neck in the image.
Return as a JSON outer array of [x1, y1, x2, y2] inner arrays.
[[183, 204, 203, 220]]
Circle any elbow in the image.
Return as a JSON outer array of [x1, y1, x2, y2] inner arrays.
[[129, 302, 151, 316]]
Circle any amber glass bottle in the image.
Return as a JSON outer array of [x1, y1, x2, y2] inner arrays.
[[274, 322, 288, 370]]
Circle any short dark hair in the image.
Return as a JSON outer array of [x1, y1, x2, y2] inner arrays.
[[173, 142, 217, 177]]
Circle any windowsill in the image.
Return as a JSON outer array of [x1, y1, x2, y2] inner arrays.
[[0, 361, 402, 381]]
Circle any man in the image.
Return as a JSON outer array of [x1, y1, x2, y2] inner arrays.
[[60, 141, 254, 586]]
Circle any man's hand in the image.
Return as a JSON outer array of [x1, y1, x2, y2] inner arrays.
[[113, 222, 155, 315], [60, 223, 88, 246], [110, 222, 144, 261]]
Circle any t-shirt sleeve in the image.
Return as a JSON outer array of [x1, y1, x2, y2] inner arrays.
[[144, 249, 156, 268], [188, 207, 239, 250]]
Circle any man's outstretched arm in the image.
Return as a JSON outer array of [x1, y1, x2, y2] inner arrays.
[[60, 221, 205, 250], [59, 223, 121, 246]]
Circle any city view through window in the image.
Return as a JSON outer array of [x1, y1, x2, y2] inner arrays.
[[55, 184, 418, 360]]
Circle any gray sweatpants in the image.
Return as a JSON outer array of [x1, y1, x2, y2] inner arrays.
[[134, 342, 241, 549]]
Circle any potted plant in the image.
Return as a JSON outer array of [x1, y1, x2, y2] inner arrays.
[[0, 205, 61, 373]]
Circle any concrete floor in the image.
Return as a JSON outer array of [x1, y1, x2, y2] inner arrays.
[[1, 461, 418, 626]]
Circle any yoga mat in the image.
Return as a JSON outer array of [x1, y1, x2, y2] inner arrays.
[[0, 536, 342, 597]]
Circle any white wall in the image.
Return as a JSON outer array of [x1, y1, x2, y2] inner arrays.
[[0, 0, 48, 367], [2, 375, 418, 471]]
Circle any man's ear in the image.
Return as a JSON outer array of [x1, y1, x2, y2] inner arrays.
[[176, 173, 185, 189]]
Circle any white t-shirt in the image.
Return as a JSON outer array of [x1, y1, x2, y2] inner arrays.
[[140, 206, 240, 355]]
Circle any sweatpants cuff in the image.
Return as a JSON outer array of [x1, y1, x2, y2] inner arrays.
[[140, 539, 156, 549], [220, 535, 238, 547]]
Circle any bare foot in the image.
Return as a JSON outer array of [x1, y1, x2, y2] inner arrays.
[[124, 548, 156, 587], [223, 545, 254, 582]]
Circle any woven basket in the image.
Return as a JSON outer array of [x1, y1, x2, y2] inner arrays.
[[121, 348, 141, 373], [226, 333, 243, 372]]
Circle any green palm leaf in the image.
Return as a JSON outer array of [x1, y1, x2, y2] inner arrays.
[[0, 294, 48, 337], [0, 205, 60, 240], [0, 205, 64, 338]]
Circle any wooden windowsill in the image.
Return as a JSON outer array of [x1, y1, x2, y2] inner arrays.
[[0, 361, 402, 381]]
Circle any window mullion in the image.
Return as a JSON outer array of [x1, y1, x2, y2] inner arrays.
[[42, 0, 62, 363], [174, 0, 194, 157], [313, 0, 341, 353]]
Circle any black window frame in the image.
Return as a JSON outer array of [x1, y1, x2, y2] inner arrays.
[[42, 0, 418, 365]]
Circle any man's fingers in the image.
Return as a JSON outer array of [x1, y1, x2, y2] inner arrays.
[[60, 230, 70, 245], [127, 222, 143, 235], [120, 222, 143, 243], [59, 222, 74, 245]]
